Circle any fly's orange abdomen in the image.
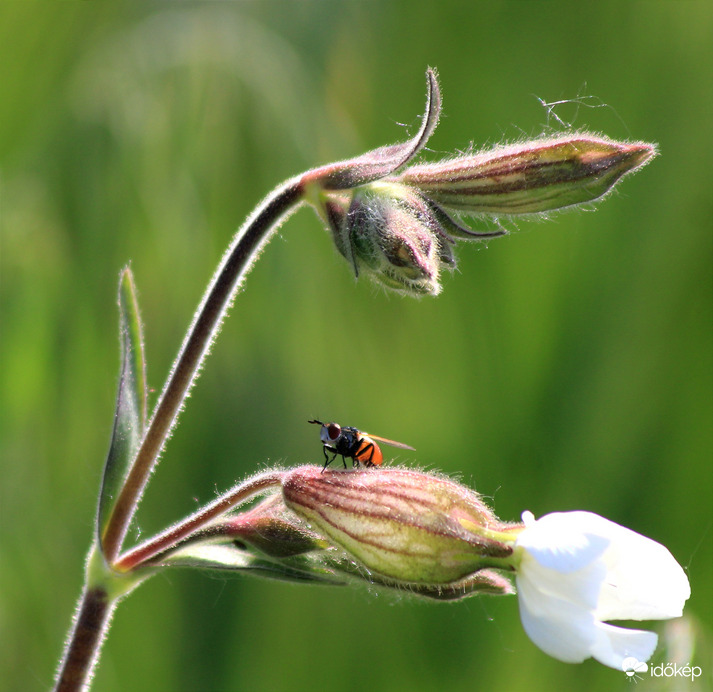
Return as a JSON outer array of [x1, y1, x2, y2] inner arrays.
[[356, 436, 383, 466]]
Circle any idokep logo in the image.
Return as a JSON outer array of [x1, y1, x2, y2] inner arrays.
[[650, 662, 703, 681], [622, 657, 648, 682], [622, 656, 703, 683]]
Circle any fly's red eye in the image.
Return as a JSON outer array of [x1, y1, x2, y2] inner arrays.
[[327, 423, 341, 440]]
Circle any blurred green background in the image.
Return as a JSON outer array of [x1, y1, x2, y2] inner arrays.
[[1, 3, 711, 691]]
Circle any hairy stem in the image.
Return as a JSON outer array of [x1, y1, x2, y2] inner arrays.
[[54, 587, 116, 692], [101, 178, 304, 563], [114, 470, 284, 571]]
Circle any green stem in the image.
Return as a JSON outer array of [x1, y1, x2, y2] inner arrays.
[[101, 178, 305, 563]]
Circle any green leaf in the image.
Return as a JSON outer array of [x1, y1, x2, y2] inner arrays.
[[97, 267, 148, 550], [161, 543, 347, 586]]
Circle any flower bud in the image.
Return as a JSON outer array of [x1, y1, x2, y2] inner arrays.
[[399, 136, 656, 215], [217, 493, 329, 559], [281, 465, 518, 586], [304, 69, 656, 297], [156, 493, 346, 586], [317, 181, 504, 296], [406, 570, 515, 600], [340, 182, 457, 295]]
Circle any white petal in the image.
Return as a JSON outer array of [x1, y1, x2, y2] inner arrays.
[[589, 621, 658, 670], [516, 573, 597, 663], [517, 573, 659, 669], [514, 510, 689, 670], [594, 521, 691, 621], [521, 510, 536, 526], [517, 549, 603, 612], [517, 511, 690, 621], [516, 511, 610, 573]]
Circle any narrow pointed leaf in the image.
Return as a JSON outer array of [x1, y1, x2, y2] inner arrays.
[[161, 543, 348, 585], [303, 68, 441, 190], [97, 268, 148, 550], [426, 199, 508, 240]]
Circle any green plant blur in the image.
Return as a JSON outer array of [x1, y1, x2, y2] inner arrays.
[[1, 3, 711, 691]]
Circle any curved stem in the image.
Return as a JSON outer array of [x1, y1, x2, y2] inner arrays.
[[114, 470, 284, 572], [101, 177, 305, 563]]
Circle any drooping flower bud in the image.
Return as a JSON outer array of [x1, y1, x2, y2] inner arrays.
[[320, 181, 505, 295], [303, 69, 657, 296], [398, 135, 656, 214], [281, 465, 519, 587], [331, 183, 456, 295]]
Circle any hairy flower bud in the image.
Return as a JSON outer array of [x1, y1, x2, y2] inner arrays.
[[407, 570, 515, 600], [281, 465, 519, 586], [219, 493, 329, 558], [303, 70, 656, 296], [398, 135, 656, 215], [342, 183, 455, 295], [321, 182, 504, 295]]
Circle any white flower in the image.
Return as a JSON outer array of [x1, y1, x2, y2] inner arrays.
[[514, 510, 690, 670]]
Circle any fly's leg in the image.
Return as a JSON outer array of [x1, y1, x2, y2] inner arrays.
[[321, 446, 338, 473]]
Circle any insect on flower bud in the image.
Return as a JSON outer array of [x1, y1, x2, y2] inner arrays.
[[281, 466, 519, 586]]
